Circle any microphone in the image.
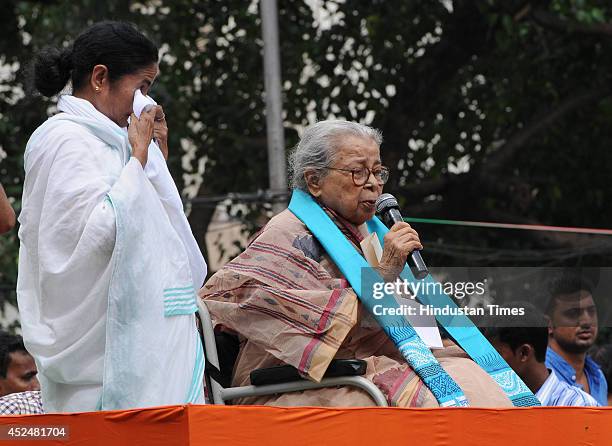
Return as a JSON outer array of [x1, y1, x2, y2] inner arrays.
[[375, 193, 429, 279]]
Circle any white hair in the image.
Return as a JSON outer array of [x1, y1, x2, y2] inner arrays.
[[289, 119, 383, 190]]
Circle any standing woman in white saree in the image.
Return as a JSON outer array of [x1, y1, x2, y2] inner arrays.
[[17, 21, 207, 412]]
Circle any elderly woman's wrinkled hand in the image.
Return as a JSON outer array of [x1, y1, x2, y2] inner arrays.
[[377, 221, 423, 281], [128, 107, 156, 167]]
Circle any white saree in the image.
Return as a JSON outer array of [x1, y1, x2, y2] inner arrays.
[[17, 95, 207, 412]]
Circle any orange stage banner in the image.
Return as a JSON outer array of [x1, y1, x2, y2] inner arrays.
[[1, 405, 611, 445]]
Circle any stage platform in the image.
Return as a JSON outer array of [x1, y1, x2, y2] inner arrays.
[[1, 405, 611, 445]]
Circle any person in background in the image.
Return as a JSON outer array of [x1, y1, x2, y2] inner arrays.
[[590, 344, 612, 406], [483, 302, 598, 406], [0, 332, 40, 397], [0, 332, 43, 415], [0, 184, 15, 234], [545, 274, 608, 406]]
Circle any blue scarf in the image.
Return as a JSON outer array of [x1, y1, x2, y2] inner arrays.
[[289, 189, 539, 407]]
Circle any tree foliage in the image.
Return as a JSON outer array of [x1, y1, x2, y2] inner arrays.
[[2, 0, 612, 318]]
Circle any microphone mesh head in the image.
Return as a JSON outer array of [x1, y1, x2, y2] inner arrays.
[[375, 193, 398, 214]]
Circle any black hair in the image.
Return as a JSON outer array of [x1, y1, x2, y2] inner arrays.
[[0, 331, 28, 378], [590, 344, 612, 393], [482, 301, 549, 363], [30, 21, 158, 97], [545, 273, 594, 316]]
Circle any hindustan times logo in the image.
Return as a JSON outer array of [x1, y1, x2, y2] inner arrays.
[[371, 278, 487, 300], [372, 303, 526, 317]]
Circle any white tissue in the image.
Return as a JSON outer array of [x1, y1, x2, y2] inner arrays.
[[132, 89, 157, 118]]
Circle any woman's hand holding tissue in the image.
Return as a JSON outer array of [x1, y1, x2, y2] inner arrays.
[[131, 89, 168, 161], [128, 107, 156, 168]]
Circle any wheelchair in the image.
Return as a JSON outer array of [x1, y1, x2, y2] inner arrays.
[[197, 299, 388, 406]]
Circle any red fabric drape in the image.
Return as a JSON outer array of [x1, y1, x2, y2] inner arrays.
[[1, 405, 611, 445]]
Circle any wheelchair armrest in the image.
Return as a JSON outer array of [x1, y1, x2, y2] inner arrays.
[[250, 359, 366, 386]]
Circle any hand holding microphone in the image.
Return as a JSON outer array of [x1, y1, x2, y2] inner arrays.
[[375, 193, 429, 280]]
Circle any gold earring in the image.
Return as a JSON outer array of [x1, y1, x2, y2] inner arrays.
[[95, 86, 100, 92]]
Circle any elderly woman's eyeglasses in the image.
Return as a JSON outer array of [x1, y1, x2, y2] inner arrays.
[[323, 166, 390, 186]]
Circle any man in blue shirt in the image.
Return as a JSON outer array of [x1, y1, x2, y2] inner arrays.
[[483, 302, 598, 406], [590, 344, 612, 406], [545, 274, 608, 406]]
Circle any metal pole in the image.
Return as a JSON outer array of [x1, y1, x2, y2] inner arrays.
[[260, 0, 287, 212]]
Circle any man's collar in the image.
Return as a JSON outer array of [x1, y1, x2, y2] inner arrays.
[[546, 347, 577, 376]]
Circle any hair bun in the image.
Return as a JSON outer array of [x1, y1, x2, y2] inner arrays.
[[28, 21, 158, 98], [59, 46, 74, 73], [31, 46, 74, 97]]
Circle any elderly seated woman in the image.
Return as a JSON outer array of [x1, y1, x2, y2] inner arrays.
[[199, 120, 515, 407]]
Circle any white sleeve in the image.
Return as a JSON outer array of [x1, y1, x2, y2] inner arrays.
[[143, 142, 207, 287], [38, 134, 119, 287], [24, 131, 145, 385]]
